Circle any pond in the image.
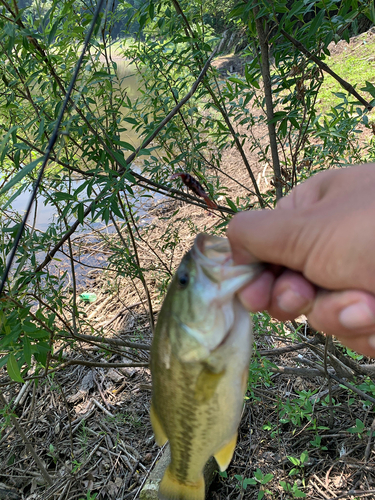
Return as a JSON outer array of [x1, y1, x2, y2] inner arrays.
[[5, 57, 165, 288], [9, 58, 159, 231]]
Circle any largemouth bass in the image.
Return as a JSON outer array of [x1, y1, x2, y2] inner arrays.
[[150, 233, 262, 500]]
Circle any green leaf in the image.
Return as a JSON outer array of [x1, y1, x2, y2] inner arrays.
[[308, 9, 325, 37], [226, 197, 238, 212], [48, 19, 60, 45], [112, 150, 128, 168], [364, 1, 375, 23], [0, 157, 43, 195], [245, 478, 257, 485], [52, 192, 76, 201], [138, 149, 152, 156], [122, 117, 138, 125], [3, 184, 27, 210], [110, 199, 124, 219], [25, 330, 50, 339], [228, 77, 245, 85], [77, 202, 84, 223], [90, 71, 111, 80], [288, 456, 299, 465], [0, 126, 18, 164], [254, 469, 264, 481], [292, 486, 306, 498], [361, 81, 375, 98], [113, 140, 135, 152], [7, 353, 24, 383], [262, 473, 274, 484]]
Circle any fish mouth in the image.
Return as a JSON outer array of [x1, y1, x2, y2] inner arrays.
[[194, 233, 231, 265], [193, 233, 263, 288]]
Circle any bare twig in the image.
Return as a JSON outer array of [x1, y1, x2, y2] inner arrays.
[[324, 336, 334, 427], [270, 366, 327, 378], [257, 339, 319, 356], [92, 398, 114, 418], [327, 490, 375, 500], [51, 357, 149, 369], [57, 330, 150, 351]]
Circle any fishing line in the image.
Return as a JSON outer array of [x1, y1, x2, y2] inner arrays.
[[0, 0, 106, 297]]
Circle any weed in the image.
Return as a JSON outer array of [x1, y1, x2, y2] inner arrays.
[[279, 391, 315, 428], [247, 353, 276, 399], [47, 444, 58, 464], [234, 469, 274, 500], [263, 421, 278, 439], [309, 435, 328, 451], [72, 459, 83, 473], [287, 451, 309, 477], [280, 479, 306, 498], [347, 418, 366, 437], [79, 490, 97, 500]]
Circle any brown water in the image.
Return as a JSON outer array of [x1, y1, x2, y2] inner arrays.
[[115, 58, 144, 149]]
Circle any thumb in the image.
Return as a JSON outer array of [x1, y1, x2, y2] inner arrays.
[[227, 208, 312, 272]]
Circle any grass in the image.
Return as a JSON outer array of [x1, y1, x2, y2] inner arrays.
[[317, 32, 375, 112]]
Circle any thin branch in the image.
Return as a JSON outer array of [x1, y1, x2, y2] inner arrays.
[[271, 366, 329, 378], [257, 338, 319, 356], [57, 331, 150, 351], [170, 0, 265, 206], [328, 372, 375, 405], [52, 358, 149, 369], [120, 45, 218, 168], [279, 28, 372, 110], [254, 7, 283, 199]]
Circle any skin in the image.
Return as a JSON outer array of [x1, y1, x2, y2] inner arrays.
[[227, 163, 375, 357]]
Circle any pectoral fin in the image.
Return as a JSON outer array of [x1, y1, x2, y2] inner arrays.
[[214, 433, 238, 471], [150, 403, 168, 446], [194, 367, 224, 403], [159, 466, 205, 500]]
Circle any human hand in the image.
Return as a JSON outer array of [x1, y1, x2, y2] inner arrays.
[[227, 164, 375, 357]]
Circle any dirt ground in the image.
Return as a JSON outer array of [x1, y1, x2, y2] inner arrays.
[[1, 29, 375, 500]]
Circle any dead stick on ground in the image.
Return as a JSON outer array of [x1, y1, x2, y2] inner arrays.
[[92, 398, 114, 418], [58, 330, 150, 350], [0, 390, 53, 486]]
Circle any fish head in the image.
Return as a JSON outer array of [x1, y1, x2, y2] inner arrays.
[[167, 233, 262, 364]]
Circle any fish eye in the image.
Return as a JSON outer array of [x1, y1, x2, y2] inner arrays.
[[177, 271, 189, 288]]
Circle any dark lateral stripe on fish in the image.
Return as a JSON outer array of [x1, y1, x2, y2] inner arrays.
[[174, 392, 200, 479]]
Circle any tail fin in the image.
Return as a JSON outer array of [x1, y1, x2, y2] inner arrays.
[[158, 466, 205, 500]]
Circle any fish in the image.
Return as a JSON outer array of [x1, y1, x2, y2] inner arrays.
[[170, 172, 218, 209], [150, 233, 262, 500]]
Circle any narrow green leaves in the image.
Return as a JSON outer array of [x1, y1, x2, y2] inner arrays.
[[0, 157, 43, 196], [7, 353, 24, 383]]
